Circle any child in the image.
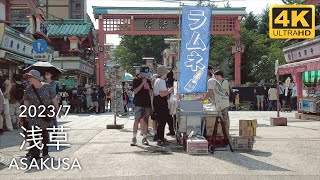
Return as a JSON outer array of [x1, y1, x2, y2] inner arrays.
[[235, 92, 240, 110]]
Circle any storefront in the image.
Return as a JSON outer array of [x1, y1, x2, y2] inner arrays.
[[52, 57, 94, 88], [0, 23, 53, 79], [278, 36, 320, 115]]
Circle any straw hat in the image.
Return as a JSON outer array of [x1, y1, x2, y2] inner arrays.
[[157, 65, 169, 76]]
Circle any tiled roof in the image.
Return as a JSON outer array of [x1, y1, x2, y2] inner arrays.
[[47, 22, 93, 38], [12, 19, 94, 38]]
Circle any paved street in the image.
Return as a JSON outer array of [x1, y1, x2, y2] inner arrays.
[[0, 111, 320, 180]]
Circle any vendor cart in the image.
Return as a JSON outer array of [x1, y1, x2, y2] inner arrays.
[[175, 101, 219, 148], [299, 97, 320, 114]]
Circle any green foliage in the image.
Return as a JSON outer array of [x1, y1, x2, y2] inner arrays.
[[258, 6, 269, 35], [243, 12, 258, 31], [113, 35, 170, 72]]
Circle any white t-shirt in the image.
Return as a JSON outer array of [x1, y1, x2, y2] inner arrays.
[[268, 88, 277, 100], [207, 78, 229, 110], [292, 86, 297, 97], [221, 79, 230, 96], [153, 78, 167, 96]]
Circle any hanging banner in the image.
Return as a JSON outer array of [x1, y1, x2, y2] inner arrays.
[[178, 6, 212, 94]]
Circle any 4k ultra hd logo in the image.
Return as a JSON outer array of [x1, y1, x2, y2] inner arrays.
[[269, 5, 315, 39]]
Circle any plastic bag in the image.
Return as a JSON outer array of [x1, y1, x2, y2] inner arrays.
[[168, 94, 178, 115]]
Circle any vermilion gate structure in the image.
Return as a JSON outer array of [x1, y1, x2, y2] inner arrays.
[[93, 6, 246, 86]]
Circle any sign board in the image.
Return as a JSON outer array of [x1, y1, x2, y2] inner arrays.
[[1, 34, 34, 58], [33, 39, 47, 54], [269, 5, 315, 39], [283, 37, 320, 63], [80, 63, 94, 75], [134, 19, 180, 31], [178, 6, 212, 94], [33, 53, 48, 60]]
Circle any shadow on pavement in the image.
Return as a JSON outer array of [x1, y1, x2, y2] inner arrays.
[[246, 150, 272, 157], [213, 152, 290, 171]]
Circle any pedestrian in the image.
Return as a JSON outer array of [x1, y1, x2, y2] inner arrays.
[[0, 87, 4, 135], [291, 83, 298, 110], [153, 65, 173, 146], [235, 91, 240, 110], [91, 87, 99, 114], [131, 66, 152, 146], [76, 85, 84, 113], [45, 71, 59, 127], [254, 84, 266, 111], [2, 75, 13, 131], [279, 82, 285, 106], [126, 84, 134, 113], [198, 70, 230, 137], [9, 74, 24, 129], [84, 84, 93, 112], [23, 70, 61, 159], [59, 84, 69, 106], [123, 86, 129, 114], [98, 86, 106, 113], [165, 70, 175, 136], [268, 85, 277, 111], [105, 88, 112, 112]]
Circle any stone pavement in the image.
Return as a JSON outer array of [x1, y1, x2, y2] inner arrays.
[[0, 111, 319, 180]]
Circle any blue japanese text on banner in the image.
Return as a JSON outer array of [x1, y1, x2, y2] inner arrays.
[[178, 6, 212, 94]]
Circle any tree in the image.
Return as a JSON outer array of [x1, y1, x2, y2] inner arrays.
[[243, 12, 258, 31], [113, 35, 170, 73], [258, 6, 269, 35]]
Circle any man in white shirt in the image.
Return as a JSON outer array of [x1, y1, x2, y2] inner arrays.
[[198, 70, 230, 136], [268, 85, 277, 111], [291, 83, 298, 110]]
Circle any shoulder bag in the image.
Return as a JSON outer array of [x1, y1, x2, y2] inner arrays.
[[31, 85, 54, 122]]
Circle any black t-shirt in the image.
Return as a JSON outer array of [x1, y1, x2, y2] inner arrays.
[[256, 86, 265, 96], [132, 77, 152, 107], [91, 91, 98, 102]]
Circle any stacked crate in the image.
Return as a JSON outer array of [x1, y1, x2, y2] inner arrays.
[[230, 119, 257, 151]]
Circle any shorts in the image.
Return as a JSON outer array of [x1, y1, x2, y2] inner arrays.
[[134, 106, 152, 120], [92, 101, 99, 107], [256, 95, 265, 103]]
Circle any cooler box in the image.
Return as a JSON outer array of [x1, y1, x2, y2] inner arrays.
[[178, 101, 203, 135], [187, 136, 208, 155]]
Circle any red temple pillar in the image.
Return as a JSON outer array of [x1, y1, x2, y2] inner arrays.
[[5, 0, 10, 21], [234, 19, 241, 85], [97, 15, 106, 86]]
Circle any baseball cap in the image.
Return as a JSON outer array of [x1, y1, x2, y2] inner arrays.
[[140, 66, 150, 77]]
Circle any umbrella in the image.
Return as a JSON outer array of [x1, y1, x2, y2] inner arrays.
[[24, 62, 63, 77], [122, 72, 133, 82]]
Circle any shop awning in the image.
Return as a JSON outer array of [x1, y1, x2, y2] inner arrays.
[[4, 51, 36, 64], [303, 70, 320, 83], [277, 57, 320, 75]]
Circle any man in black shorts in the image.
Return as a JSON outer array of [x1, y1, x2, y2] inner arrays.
[[131, 67, 152, 146]]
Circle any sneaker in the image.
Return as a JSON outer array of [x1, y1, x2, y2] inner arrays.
[[142, 138, 149, 145], [153, 134, 158, 141], [166, 132, 175, 136], [130, 137, 137, 146]]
